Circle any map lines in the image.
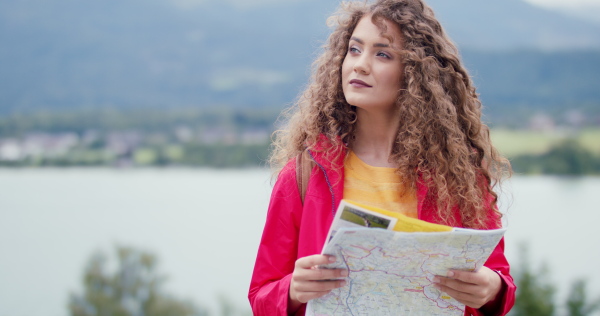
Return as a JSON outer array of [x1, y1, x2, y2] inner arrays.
[[307, 227, 505, 316]]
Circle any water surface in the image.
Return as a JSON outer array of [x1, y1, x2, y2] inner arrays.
[[0, 169, 598, 315]]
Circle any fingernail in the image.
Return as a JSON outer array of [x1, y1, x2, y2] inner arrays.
[[433, 277, 440, 283], [341, 270, 348, 277], [447, 271, 454, 277], [340, 280, 347, 287], [329, 256, 336, 263]]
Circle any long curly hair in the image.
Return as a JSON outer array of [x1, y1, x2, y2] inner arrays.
[[270, 0, 511, 229]]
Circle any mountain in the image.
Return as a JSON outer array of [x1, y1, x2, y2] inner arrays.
[[462, 50, 600, 124], [0, 0, 599, 116], [0, 0, 337, 111], [426, 0, 600, 50], [536, 4, 600, 26]]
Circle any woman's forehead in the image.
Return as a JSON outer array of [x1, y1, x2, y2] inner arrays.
[[352, 15, 403, 45]]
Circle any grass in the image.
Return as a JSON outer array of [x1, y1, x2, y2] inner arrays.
[[578, 129, 600, 154], [490, 128, 600, 157]]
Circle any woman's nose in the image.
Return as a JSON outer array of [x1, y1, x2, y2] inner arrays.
[[353, 55, 370, 75]]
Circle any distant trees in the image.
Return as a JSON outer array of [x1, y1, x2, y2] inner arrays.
[[510, 245, 556, 316], [0, 108, 273, 168], [511, 139, 600, 175], [566, 280, 600, 316], [0, 107, 280, 137], [510, 244, 600, 316], [1, 108, 599, 172], [68, 246, 208, 316], [69, 246, 254, 316]]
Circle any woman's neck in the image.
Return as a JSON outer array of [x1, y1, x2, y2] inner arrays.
[[351, 108, 399, 168]]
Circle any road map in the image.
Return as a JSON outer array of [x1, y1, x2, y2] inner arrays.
[[306, 227, 505, 316]]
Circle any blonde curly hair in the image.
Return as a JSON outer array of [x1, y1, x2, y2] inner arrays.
[[270, 0, 511, 229]]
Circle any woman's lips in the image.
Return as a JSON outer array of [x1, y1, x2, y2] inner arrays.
[[349, 79, 372, 88]]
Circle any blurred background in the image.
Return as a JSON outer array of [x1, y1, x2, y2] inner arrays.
[[1, 0, 599, 315]]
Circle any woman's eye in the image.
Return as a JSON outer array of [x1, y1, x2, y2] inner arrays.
[[349, 46, 361, 54], [377, 51, 391, 59]]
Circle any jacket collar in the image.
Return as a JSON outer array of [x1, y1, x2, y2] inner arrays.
[[308, 135, 434, 221]]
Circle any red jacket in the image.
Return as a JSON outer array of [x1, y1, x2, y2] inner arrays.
[[249, 146, 515, 316]]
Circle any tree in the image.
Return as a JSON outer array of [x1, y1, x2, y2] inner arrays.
[[566, 279, 600, 316], [511, 139, 600, 175], [68, 246, 208, 316], [540, 140, 599, 175], [510, 244, 556, 316]]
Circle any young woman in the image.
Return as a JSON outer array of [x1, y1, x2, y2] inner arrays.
[[249, 0, 515, 315]]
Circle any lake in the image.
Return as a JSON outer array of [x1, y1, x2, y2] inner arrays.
[[1, 169, 599, 315]]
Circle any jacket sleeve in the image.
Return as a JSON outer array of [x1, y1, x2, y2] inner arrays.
[[464, 237, 516, 316], [249, 160, 304, 316], [466, 189, 516, 316]]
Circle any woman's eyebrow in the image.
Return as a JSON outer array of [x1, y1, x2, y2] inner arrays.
[[350, 36, 390, 48]]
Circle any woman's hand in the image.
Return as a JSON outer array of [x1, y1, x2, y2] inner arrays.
[[433, 266, 502, 309], [288, 255, 348, 312]]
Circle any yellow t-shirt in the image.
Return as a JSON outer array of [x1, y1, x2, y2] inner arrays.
[[343, 150, 418, 218]]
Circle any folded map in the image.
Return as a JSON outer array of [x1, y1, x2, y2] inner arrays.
[[306, 200, 506, 316]]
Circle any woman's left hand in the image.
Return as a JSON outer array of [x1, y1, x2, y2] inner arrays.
[[433, 266, 502, 309]]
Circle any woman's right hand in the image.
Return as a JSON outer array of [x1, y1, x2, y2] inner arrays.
[[288, 254, 348, 312]]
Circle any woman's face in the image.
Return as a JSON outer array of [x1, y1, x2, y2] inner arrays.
[[341, 15, 404, 114]]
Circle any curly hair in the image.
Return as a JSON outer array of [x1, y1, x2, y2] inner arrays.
[[270, 0, 511, 229]]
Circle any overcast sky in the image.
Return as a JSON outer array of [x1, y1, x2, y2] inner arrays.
[[174, 0, 600, 9], [525, 0, 600, 8]]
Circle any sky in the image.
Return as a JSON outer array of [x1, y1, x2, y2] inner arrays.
[[173, 0, 600, 10], [525, 0, 600, 8]]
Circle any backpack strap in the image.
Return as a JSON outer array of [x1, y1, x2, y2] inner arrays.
[[296, 149, 315, 205]]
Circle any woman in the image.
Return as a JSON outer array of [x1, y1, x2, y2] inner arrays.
[[249, 0, 515, 315]]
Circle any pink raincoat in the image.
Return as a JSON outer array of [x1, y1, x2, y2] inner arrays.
[[249, 145, 515, 316]]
